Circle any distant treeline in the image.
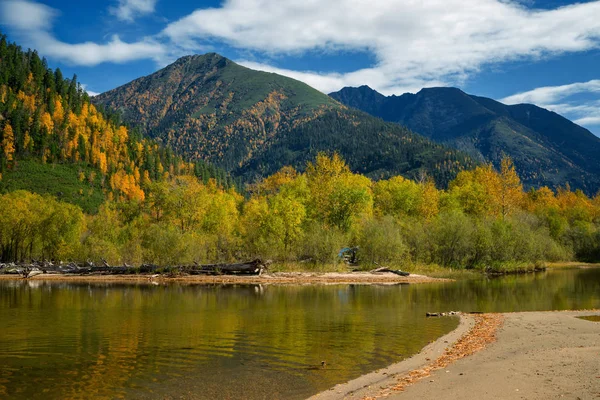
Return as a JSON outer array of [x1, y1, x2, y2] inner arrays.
[[1, 153, 598, 270]]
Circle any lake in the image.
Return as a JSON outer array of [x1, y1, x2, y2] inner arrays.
[[0, 267, 598, 399]]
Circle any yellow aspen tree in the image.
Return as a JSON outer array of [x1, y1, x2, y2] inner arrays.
[[418, 180, 440, 220], [40, 112, 54, 134], [498, 157, 524, 218], [53, 98, 65, 125], [23, 131, 32, 152], [2, 124, 16, 164]]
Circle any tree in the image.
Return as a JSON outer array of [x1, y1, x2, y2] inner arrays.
[[496, 157, 524, 219], [2, 123, 15, 168]]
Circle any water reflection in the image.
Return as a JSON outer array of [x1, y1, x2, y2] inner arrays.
[[0, 267, 598, 399]]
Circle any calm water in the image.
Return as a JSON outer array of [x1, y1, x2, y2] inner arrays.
[[0, 267, 598, 399]]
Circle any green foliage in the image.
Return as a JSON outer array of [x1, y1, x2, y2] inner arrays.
[[354, 216, 408, 268], [0, 191, 84, 261], [0, 159, 105, 213]]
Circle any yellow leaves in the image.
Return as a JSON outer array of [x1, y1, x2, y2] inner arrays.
[[419, 181, 440, 221], [305, 153, 373, 230], [17, 91, 36, 112], [23, 131, 32, 151], [142, 170, 151, 187], [251, 166, 298, 196], [53, 98, 65, 125], [2, 123, 15, 164], [98, 152, 108, 174], [497, 157, 524, 218], [0, 85, 7, 104], [110, 170, 145, 202], [448, 157, 523, 218], [40, 112, 54, 133], [116, 126, 128, 146]]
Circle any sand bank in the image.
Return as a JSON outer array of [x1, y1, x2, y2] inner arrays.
[[0, 271, 450, 285], [311, 310, 600, 400]]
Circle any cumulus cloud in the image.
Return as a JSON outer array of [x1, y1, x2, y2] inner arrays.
[[162, 0, 600, 94], [502, 80, 600, 130], [109, 0, 158, 22], [0, 0, 166, 66]]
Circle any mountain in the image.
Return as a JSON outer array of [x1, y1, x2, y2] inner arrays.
[[330, 86, 600, 193], [93, 54, 475, 185], [330, 86, 600, 194]]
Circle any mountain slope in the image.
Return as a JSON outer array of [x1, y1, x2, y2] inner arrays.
[[0, 35, 233, 212], [94, 55, 476, 185], [330, 86, 600, 193]]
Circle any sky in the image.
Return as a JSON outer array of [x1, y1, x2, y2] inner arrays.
[[1, 0, 599, 136]]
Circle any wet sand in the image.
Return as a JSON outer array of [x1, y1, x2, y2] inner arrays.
[[0, 271, 449, 285], [312, 310, 600, 400]]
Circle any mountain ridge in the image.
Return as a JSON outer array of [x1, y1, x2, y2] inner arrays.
[[330, 85, 600, 193]]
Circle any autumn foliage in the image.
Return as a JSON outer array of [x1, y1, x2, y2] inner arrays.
[[0, 34, 234, 205]]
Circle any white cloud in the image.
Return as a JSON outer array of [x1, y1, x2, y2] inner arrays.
[[1, 0, 56, 31], [238, 61, 446, 95], [575, 116, 600, 126], [0, 0, 166, 66], [109, 0, 158, 22], [501, 80, 600, 105], [81, 84, 100, 97], [162, 0, 600, 94], [3, 0, 600, 99], [501, 80, 600, 131]]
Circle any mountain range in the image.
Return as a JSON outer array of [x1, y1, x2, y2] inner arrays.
[[93, 54, 474, 186], [330, 86, 600, 193]]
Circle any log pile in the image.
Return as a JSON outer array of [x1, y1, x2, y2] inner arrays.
[[0, 259, 270, 278]]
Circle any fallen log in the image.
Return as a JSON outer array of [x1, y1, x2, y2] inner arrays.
[[370, 267, 410, 276], [426, 311, 460, 317], [189, 259, 269, 276]]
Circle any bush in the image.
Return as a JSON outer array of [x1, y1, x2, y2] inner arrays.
[[355, 216, 408, 268]]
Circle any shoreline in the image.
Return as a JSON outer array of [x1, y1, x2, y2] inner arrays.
[[0, 271, 451, 285], [310, 310, 600, 400]]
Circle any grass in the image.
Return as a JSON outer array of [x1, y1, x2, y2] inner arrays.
[[0, 159, 105, 213]]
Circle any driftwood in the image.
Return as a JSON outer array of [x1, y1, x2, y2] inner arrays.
[[0, 259, 270, 277], [187, 259, 269, 276], [426, 311, 460, 317], [370, 267, 410, 276]]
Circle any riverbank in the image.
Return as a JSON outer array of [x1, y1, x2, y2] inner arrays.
[[0, 271, 450, 285], [311, 310, 600, 400]]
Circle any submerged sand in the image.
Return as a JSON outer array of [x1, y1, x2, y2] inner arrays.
[[312, 310, 600, 400], [0, 271, 449, 285]]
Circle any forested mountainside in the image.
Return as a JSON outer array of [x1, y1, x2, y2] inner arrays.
[[330, 86, 600, 194], [0, 35, 233, 212], [94, 54, 475, 186]]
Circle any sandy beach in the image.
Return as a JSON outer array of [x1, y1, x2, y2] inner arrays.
[[0, 271, 450, 285], [312, 310, 600, 400]]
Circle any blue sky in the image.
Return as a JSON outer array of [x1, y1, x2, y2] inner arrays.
[[1, 0, 600, 135]]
